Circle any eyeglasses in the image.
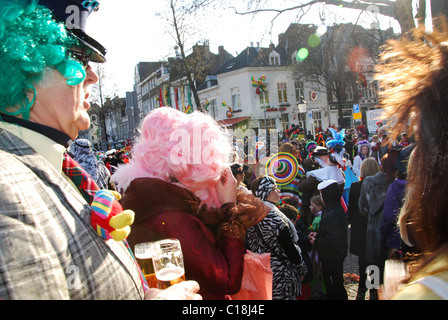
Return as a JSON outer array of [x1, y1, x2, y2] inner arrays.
[[82, 1, 100, 11], [68, 50, 91, 69]]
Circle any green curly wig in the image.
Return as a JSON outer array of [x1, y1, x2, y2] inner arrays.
[[0, 0, 86, 120]]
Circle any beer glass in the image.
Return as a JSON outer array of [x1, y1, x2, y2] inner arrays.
[[134, 242, 158, 288], [151, 238, 185, 289]]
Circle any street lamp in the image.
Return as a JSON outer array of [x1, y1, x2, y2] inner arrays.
[[297, 96, 307, 113], [297, 96, 308, 134]]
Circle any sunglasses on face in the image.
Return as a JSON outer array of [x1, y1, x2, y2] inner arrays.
[[67, 49, 91, 68]]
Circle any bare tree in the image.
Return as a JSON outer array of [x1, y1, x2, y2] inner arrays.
[[288, 23, 395, 125], [90, 64, 119, 150], [161, 0, 222, 111], [233, 0, 448, 35]]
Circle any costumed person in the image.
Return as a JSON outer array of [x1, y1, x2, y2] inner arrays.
[[0, 0, 200, 300], [276, 142, 306, 211], [230, 162, 251, 194], [247, 176, 308, 300], [297, 146, 331, 228], [112, 107, 270, 300], [308, 180, 348, 300], [305, 144, 346, 199], [325, 127, 358, 206], [302, 141, 318, 172], [69, 138, 111, 190], [375, 23, 448, 300], [353, 140, 372, 177], [356, 125, 368, 141]]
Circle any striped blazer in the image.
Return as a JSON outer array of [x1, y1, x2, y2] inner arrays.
[[0, 128, 145, 299]]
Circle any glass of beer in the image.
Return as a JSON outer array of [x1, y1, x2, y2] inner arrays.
[[151, 238, 185, 289], [134, 242, 158, 288]]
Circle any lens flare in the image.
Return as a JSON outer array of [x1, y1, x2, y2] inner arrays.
[[296, 48, 309, 61], [308, 34, 321, 47]]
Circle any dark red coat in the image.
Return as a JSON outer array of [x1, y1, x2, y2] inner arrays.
[[121, 177, 246, 300]]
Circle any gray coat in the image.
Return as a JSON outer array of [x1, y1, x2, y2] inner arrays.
[[0, 129, 145, 299], [358, 171, 391, 266]]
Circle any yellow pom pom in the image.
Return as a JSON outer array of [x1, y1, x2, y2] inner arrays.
[[109, 209, 135, 229], [110, 226, 131, 241]]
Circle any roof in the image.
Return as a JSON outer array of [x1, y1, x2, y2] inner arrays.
[[216, 46, 273, 75], [217, 116, 250, 127], [135, 62, 165, 83]]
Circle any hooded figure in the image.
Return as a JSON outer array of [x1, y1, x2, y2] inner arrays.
[[353, 140, 372, 177], [309, 180, 348, 300]]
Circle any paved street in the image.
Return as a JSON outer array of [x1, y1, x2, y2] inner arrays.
[[343, 227, 362, 300]]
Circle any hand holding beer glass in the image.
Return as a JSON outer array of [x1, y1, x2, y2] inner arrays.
[[151, 238, 185, 289]]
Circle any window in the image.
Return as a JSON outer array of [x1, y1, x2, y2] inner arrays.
[[294, 81, 304, 101], [259, 90, 269, 106], [231, 87, 242, 111], [346, 87, 354, 101], [312, 111, 322, 129], [368, 81, 377, 99], [270, 56, 279, 65], [277, 82, 288, 103], [232, 94, 241, 111], [210, 99, 218, 119], [260, 118, 276, 130]]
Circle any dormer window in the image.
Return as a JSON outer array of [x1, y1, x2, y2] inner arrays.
[[269, 50, 280, 66]]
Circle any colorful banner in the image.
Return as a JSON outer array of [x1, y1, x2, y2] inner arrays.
[[251, 75, 267, 95], [222, 101, 233, 118]]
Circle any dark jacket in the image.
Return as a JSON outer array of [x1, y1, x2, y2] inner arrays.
[[381, 178, 406, 251], [347, 180, 366, 257], [314, 183, 348, 262]]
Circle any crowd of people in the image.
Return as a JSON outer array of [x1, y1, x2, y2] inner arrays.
[[1, 0, 448, 302]]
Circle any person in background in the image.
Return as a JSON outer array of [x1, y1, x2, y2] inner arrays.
[[0, 0, 200, 300], [375, 22, 448, 299], [308, 180, 348, 300], [308, 194, 326, 300], [347, 158, 381, 300], [247, 175, 307, 300], [381, 144, 414, 262], [343, 129, 355, 162], [69, 138, 111, 190], [231, 163, 251, 194], [358, 151, 399, 300], [352, 140, 372, 177]]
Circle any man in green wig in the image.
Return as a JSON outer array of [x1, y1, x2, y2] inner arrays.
[[0, 0, 200, 300]]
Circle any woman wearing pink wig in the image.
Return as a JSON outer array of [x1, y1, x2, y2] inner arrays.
[[113, 107, 269, 300]]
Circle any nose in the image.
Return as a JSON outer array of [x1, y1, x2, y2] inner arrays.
[[84, 65, 99, 85]]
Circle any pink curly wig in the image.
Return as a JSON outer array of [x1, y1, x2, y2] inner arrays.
[[112, 107, 233, 208]]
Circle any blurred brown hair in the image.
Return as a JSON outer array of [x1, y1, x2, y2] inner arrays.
[[376, 20, 448, 274]]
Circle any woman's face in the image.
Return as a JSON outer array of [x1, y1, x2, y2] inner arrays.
[[266, 184, 280, 203], [362, 145, 369, 155], [29, 65, 99, 139]]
